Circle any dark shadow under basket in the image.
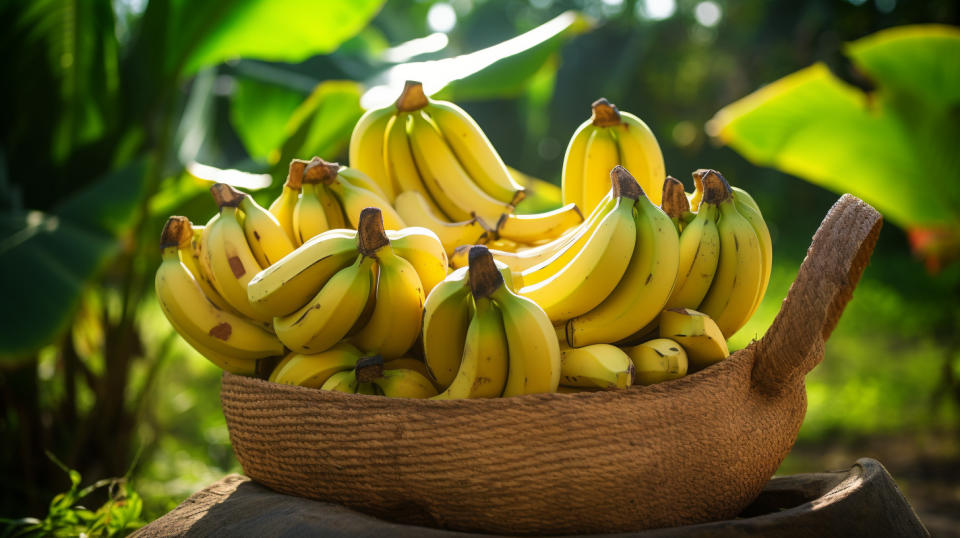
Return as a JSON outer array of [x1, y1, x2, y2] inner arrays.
[[221, 194, 883, 535]]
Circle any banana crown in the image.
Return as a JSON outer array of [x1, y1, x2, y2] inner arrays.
[[467, 245, 505, 300], [160, 215, 193, 250], [661, 176, 691, 220], [356, 207, 391, 257]]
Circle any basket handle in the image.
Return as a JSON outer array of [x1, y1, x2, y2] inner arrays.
[[752, 194, 883, 396]]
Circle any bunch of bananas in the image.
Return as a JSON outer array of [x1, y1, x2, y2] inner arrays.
[[155, 78, 776, 400], [472, 166, 679, 347], [250, 207, 445, 358], [562, 98, 666, 214], [655, 169, 773, 338], [155, 216, 284, 376], [270, 156, 406, 246], [425, 246, 561, 398], [350, 80, 583, 255], [270, 344, 438, 398]]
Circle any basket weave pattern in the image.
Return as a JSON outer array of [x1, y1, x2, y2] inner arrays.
[[221, 194, 883, 535]]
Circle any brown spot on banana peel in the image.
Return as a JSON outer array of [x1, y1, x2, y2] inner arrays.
[[395, 81, 429, 112], [228, 256, 246, 278], [209, 322, 232, 341], [590, 98, 621, 127]]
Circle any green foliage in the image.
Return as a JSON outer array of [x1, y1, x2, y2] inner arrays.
[[0, 453, 144, 537], [0, 160, 147, 361], [710, 25, 960, 245], [178, 0, 386, 76]]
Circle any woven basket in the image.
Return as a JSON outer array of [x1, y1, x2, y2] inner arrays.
[[221, 194, 883, 535]]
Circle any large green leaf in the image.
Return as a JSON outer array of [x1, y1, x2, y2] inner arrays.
[[275, 81, 365, 171], [710, 25, 960, 233], [231, 76, 306, 163], [177, 0, 385, 77], [0, 161, 148, 361]]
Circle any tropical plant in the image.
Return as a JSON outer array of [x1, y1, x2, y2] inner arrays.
[[709, 24, 960, 271]]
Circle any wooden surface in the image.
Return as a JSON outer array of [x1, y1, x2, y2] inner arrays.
[[134, 458, 928, 537]]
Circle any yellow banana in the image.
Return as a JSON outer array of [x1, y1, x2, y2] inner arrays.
[[732, 189, 772, 319], [384, 112, 447, 217], [273, 255, 375, 354], [689, 169, 706, 211], [350, 245, 425, 359], [425, 100, 524, 205], [622, 338, 688, 385], [375, 367, 439, 398], [562, 178, 680, 346], [156, 216, 283, 361], [171, 317, 260, 376], [581, 127, 620, 215], [560, 344, 634, 390], [407, 111, 511, 224], [293, 183, 329, 244], [433, 296, 509, 399], [460, 247, 560, 396], [561, 119, 593, 208], [383, 358, 441, 390], [495, 203, 583, 245], [513, 193, 616, 283], [697, 171, 763, 338], [421, 267, 474, 387], [519, 168, 639, 323], [269, 343, 363, 387], [394, 190, 490, 256], [732, 185, 762, 214], [239, 193, 295, 268], [457, 194, 611, 274], [246, 230, 358, 316], [180, 224, 233, 312], [204, 189, 273, 323], [338, 166, 390, 203], [387, 227, 448, 295], [320, 369, 359, 393], [663, 202, 720, 311], [316, 184, 347, 230], [268, 159, 305, 245], [348, 106, 395, 200], [614, 111, 665, 206], [659, 308, 729, 370], [326, 173, 406, 231]]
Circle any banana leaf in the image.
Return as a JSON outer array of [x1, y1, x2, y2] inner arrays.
[[0, 161, 148, 361], [710, 24, 960, 265]]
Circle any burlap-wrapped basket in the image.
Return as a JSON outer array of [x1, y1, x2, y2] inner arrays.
[[221, 194, 883, 535]]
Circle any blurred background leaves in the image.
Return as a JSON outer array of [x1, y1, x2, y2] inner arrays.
[[1, 0, 958, 534]]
